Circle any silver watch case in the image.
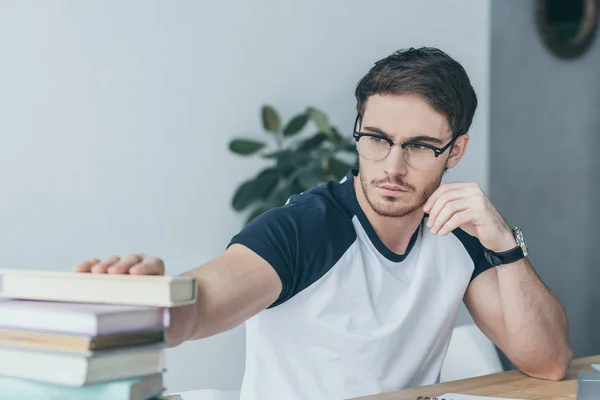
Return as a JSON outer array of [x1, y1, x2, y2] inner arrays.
[[513, 226, 528, 257]]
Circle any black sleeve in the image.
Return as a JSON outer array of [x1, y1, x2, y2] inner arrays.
[[227, 195, 356, 308], [451, 228, 495, 282]]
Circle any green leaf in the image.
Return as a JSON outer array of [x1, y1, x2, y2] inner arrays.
[[262, 105, 281, 133], [307, 107, 335, 142], [341, 140, 357, 152], [329, 157, 354, 180], [229, 139, 266, 155], [297, 163, 324, 190], [283, 114, 308, 137], [270, 189, 293, 207], [313, 146, 334, 159], [287, 152, 312, 171], [232, 179, 259, 211], [231, 169, 281, 212], [245, 204, 274, 225], [263, 149, 310, 176], [297, 132, 328, 151], [288, 179, 305, 196], [331, 127, 343, 142], [262, 149, 291, 159], [261, 150, 294, 176], [255, 168, 280, 199]]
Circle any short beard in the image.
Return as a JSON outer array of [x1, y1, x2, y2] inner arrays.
[[360, 169, 444, 218]]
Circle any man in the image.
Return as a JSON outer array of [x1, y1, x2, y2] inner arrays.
[[75, 47, 572, 400]]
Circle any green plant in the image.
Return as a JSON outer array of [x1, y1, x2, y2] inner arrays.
[[228, 105, 358, 224]]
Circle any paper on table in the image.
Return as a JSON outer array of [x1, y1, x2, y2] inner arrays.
[[438, 394, 524, 400], [592, 364, 600, 371], [161, 390, 239, 400]]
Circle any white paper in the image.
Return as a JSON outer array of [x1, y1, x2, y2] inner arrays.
[[162, 390, 240, 400], [439, 394, 523, 400]]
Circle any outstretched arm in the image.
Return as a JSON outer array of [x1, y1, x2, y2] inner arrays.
[[75, 244, 282, 348]]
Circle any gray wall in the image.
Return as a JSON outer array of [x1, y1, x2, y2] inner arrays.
[[0, 0, 491, 392], [490, 0, 600, 368]]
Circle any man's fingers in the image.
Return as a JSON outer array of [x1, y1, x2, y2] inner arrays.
[[423, 182, 479, 213], [430, 199, 470, 234], [437, 210, 471, 236], [106, 254, 144, 274], [423, 187, 445, 213], [76, 254, 164, 276], [90, 256, 121, 274], [130, 256, 165, 275], [427, 189, 466, 227], [74, 258, 101, 273], [423, 183, 464, 212]]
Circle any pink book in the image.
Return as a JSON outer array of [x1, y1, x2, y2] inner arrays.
[[0, 297, 169, 335]]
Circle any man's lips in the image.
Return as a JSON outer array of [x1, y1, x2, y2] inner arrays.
[[379, 185, 409, 191], [378, 184, 411, 197]]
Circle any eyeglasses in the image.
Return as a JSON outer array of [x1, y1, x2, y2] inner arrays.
[[352, 116, 460, 171]]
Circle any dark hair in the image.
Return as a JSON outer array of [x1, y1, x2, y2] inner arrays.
[[354, 47, 478, 138]]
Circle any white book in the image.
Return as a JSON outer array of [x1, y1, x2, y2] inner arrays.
[[0, 297, 168, 335], [0, 344, 164, 386], [0, 269, 196, 307]]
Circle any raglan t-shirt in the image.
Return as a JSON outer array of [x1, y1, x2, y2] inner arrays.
[[227, 169, 494, 400]]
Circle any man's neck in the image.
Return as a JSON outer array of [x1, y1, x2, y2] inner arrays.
[[354, 175, 425, 255]]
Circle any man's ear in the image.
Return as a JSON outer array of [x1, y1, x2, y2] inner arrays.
[[445, 134, 469, 169]]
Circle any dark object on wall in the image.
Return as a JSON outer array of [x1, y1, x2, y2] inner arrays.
[[535, 0, 598, 59]]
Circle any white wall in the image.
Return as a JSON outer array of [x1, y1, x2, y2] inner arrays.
[[0, 0, 490, 393]]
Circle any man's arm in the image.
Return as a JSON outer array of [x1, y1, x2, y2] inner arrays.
[[74, 197, 342, 347], [423, 182, 572, 380], [167, 244, 282, 347], [463, 258, 572, 380], [74, 244, 282, 348]]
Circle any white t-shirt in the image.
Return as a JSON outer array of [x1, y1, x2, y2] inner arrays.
[[227, 169, 494, 400]]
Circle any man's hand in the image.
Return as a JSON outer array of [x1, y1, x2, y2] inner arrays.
[[422, 182, 516, 252], [74, 254, 165, 276]]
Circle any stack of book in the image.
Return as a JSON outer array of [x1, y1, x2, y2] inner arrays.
[[0, 268, 197, 400]]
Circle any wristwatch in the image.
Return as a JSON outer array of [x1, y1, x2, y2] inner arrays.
[[484, 226, 528, 266]]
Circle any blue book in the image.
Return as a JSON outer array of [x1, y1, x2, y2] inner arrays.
[[0, 373, 164, 400]]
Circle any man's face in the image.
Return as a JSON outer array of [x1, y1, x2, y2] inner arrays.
[[356, 94, 467, 218]]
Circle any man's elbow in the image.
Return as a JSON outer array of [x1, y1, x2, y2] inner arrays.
[[549, 344, 573, 380], [534, 361, 570, 381], [521, 347, 573, 381], [535, 361, 569, 381]]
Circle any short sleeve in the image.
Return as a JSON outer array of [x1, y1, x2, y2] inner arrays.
[[227, 192, 356, 308], [451, 228, 495, 282]]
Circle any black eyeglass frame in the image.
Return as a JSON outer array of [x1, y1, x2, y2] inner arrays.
[[352, 114, 462, 161]]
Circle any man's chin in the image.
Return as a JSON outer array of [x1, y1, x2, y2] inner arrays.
[[371, 198, 422, 218]]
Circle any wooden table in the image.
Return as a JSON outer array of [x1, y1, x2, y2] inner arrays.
[[350, 355, 600, 400]]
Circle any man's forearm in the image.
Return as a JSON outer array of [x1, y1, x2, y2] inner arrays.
[[496, 258, 572, 379], [165, 301, 197, 348], [164, 244, 283, 348]]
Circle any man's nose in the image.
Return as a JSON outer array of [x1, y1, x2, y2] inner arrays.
[[383, 144, 408, 176]]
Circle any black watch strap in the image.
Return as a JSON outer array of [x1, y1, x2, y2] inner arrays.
[[484, 246, 525, 266]]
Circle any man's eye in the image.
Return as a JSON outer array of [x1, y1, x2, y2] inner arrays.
[[407, 144, 430, 152]]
